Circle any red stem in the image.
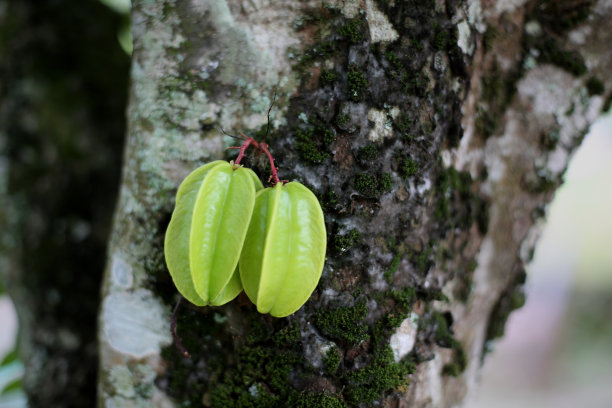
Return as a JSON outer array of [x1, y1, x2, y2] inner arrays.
[[233, 133, 256, 166], [259, 143, 280, 185], [230, 133, 282, 185]]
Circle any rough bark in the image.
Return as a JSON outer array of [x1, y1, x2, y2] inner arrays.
[[2, 0, 610, 407], [97, 0, 612, 407], [0, 1, 129, 407]]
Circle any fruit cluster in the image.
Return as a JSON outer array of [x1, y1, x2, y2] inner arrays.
[[164, 137, 326, 317]]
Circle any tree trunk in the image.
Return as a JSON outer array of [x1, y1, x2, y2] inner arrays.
[[3, 0, 611, 407], [98, 0, 612, 407]]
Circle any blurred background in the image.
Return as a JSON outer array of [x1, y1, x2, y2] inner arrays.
[[467, 111, 612, 408]]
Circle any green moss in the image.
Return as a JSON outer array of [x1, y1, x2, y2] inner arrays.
[[333, 229, 361, 252], [296, 130, 328, 163], [380, 172, 392, 191], [433, 30, 448, 50], [320, 68, 339, 84], [293, 40, 338, 73], [475, 107, 498, 140], [339, 19, 365, 43], [385, 51, 401, 72], [399, 157, 419, 178], [321, 127, 336, 144], [372, 287, 416, 330], [400, 71, 429, 97], [481, 66, 505, 102], [323, 347, 342, 375], [295, 123, 336, 164], [353, 173, 379, 197], [162, 309, 312, 407], [385, 313, 407, 329], [586, 76, 605, 96], [335, 114, 348, 127], [431, 312, 453, 347], [160, 310, 225, 407], [315, 302, 369, 343], [409, 241, 434, 273], [442, 344, 467, 377], [319, 189, 339, 213], [475, 60, 522, 141], [413, 38, 425, 51], [345, 345, 413, 404], [394, 113, 417, 140], [384, 252, 402, 283], [347, 65, 368, 102], [427, 312, 467, 377], [273, 323, 301, 347], [354, 172, 392, 198], [453, 261, 476, 302], [486, 291, 525, 341], [356, 144, 379, 164], [209, 345, 303, 407], [390, 287, 416, 310], [290, 392, 347, 408]]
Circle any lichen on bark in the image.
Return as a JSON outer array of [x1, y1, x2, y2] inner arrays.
[[95, 0, 612, 407]]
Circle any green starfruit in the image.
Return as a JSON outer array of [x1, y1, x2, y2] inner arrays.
[[239, 182, 327, 317], [164, 160, 263, 306]]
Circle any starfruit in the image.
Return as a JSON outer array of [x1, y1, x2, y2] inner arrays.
[[164, 160, 263, 306], [239, 182, 327, 317]]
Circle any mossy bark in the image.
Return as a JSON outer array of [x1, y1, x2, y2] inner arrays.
[[3, 0, 611, 407], [98, 0, 612, 407]]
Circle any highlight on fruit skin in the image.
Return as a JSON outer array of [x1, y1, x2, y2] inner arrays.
[[164, 160, 263, 307], [239, 181, 327, 317]]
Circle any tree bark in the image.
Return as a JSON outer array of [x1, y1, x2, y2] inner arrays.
[[99, 0, 612, 407], [4, 0, 610, 407]]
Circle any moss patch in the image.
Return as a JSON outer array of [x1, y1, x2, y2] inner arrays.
[[290, 392, 347, 407], [347, 65, 368, 102], [344, 345, 412, 404], [356, 144, 380, 165], [320, 68, 340, 84], [339, 18, 366, 44], [323, 347, 342, 375], [429, 312, 467, 377], [333, 229, 361, 253], [384, 252, 402, 283], [315, 302, 369, 343], [295, 122, 336, 164], [354, 172, 392, 199], [399, 156, 419, 179]]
